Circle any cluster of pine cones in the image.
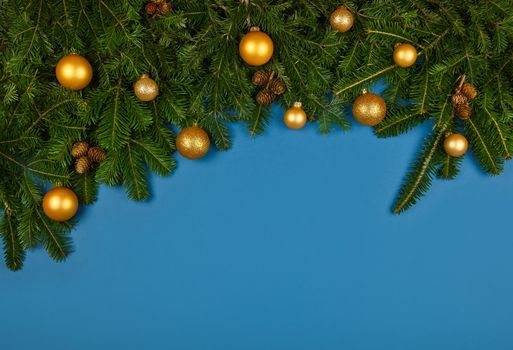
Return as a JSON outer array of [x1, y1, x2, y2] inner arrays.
[[71, 141, 107, 175], [252, 71, 287, 105], [452, 82, 478, 119], [145, 0, 172, 17]]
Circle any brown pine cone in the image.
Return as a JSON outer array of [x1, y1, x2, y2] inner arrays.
[[270, 78, 287, 95], [455, 103, 473, 120], [256, 89, 276, 105], [75, 156, 91, 175], [451, 92, 468, 107], [252, 71, 271, 86], [88, 146, 107, 163], [159, 2, 172, 15], [461, 83, 478, 100], [71, 141, 89, 159], [145, 2, 158, 15]]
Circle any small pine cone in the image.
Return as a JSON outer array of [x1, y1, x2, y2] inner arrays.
[[455, 103, 473, 119], [252, 71, 271, 86], [451, 92, 468, 107], [158, 2, 172, 15], [256, 89, 276, 105], [88, 146, 107, 163], [461, 83, 478, 100], [270, 78, 287, 95], [71, 141, 89, 159], [75, 156, 91, 175], [145, 2, 158, 15]]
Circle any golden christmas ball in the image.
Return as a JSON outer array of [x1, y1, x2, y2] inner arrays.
[[284, 102, 307, 130], [42, 186, 79, 222], [134, 74, 159, 102], [393, 43, 418, 68], [176, 126, 210, 160], [444, 133, 469, 157], [56, 54, 93, 90], [330, 6, 354, 33], [239, 27, 274, 66], [352, 91, 387, 126]]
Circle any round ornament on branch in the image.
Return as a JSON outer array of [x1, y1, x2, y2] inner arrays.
[[444, 133, 469, 157], [330, 6, 354, 33], [176, 126, 210, 160], [284, 102, 307, 130], [56, 54, 93, 90], [134, 74, 159, 102], [352, 91, 387, 126], [42, 186, 79, 222], [393, 43, 418, 68], [239, 27, 274, 66]]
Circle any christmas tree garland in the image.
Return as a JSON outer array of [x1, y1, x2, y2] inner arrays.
[[1, 0, 512, 270]]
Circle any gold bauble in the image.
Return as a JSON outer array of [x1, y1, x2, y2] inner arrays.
[[239, 27, 274, 66], [352, 92, 387, 126], [330, 6, 354, 33], [444, 133, 469, 157], [176, 126, 210, 160], [55, 54, 93, 90], [134, 74, 159, 102], [393, 43, 418, 68], [42, 186, 79, 222], [284, 102, 307, 130]]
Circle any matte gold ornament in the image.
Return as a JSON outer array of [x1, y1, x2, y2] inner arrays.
[[239, 27, 274, 66], [352, 91, 387, 126], [393, 43, 418, 68], [42, 186, 79, 222], [284, 102, 307, 130], [56, 54, 93, 90], [444, 133, 469, 157], [330, 6, 354, 33], [71, 141, 89, 158], [176, 126, 210, 160], [134, 74, 159, 102]]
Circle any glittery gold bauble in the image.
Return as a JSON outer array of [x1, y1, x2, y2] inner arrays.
[[330, 6, 354, 33], [352, 92, 387, 126], [239, 27, 274, 66], [42, 186, 79, 222], [134, 74, 159, 102], [176, 126, 210, 160], [284, 102, 307, 130], [444, 133, 469, 157], [55, 54, 93, 90], [393, 43, 418, 68]]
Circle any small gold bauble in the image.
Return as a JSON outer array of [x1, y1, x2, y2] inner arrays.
[[56, 54, 93, 90], [393, 43, 418, 68], [176, 126, 210, 160], [134, 74, 159, 102], [444, 133, 469, 157], [42, 186, 79, 222], [284, 102, 307, 130], [239, 27, 274, 66], [352, 92, 387, 126], [330, 6, 354, 33]]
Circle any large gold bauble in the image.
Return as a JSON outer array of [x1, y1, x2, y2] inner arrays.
[[284, 102, 307, 130], [444, 133, 469, 157], [239, 27, 274, 66], [133, 74, 159, 102], [42, 186, 79, 222], [176, 126, 210, 160], [330, 6, 354, 33], [55, 54, 93, 90], [352, 92, 387, 126], [393, 43, 418, 68]]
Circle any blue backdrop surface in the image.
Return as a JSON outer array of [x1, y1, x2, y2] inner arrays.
[[1, 104, 513, 350]]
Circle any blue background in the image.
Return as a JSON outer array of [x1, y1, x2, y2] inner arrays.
[[1, 103, 513, 349]]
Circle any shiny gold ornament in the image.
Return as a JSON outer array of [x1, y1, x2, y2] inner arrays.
[[393, 43, 418, 68], [134, 74, 159, 102], [71, 141, 89, 158], [444, 133, 469, 157], [284, 102, 308, 130], [176, 126, 210, 160], [42, 186, 79, 222], [352, 91, 387, 126], [330, 6, 354, 33], [55, 54, 93, 90], [239, 27, 274, 66]]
